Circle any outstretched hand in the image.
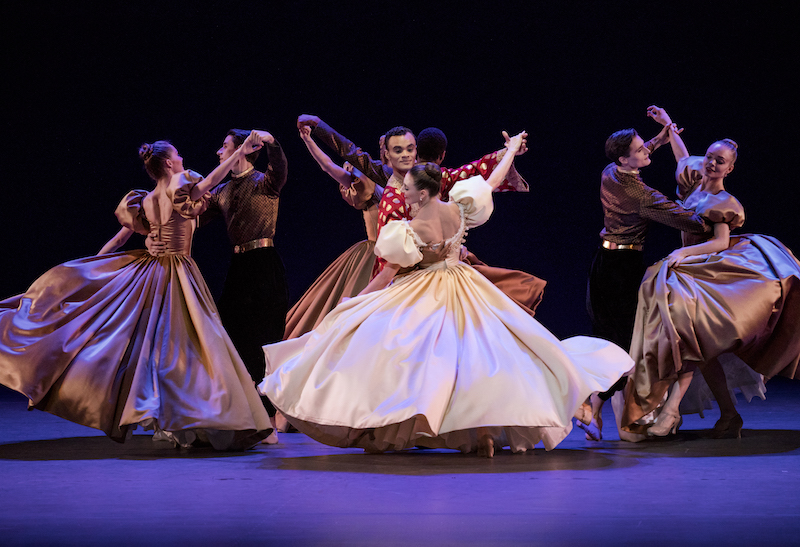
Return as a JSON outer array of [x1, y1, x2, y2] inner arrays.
[[503, 130, 528, 156], [241, 131, 264, 154]]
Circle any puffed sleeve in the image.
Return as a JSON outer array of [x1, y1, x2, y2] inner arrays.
[[447, 175, 494, 228], [114, 190, 151, 235], [375, 220, 423, 268], [339, 173, 377, 210], [702, 192, 745, 230], [675, 156, 703, 200], [171, 170, 210, 219]]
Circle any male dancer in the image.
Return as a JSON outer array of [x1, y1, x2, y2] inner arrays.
[[202, 129, 289, 443], [583, 107, 709, 440], [295, 115, 530, 278]]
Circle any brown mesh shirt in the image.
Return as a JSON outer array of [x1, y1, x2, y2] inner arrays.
[[598, 163, 708, 246], [202, 141, 288, 247]]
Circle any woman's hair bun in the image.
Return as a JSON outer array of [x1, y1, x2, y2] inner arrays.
[[138, 143, 154, 161]]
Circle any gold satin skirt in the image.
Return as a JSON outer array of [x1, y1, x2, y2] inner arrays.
[[0, 250, 270, 448]]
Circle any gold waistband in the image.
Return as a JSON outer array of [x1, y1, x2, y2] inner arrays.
[[233, 238, 274, 253], [602, 239, 643, 251]]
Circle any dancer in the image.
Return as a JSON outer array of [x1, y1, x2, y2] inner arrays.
[[201, 128, 289, 442], [284, 127, 384, 339], [297, 116, 542, 313], [582, 108, 711, 441], [0, 134, 271, 450], [621, 110, 800, 439], [259, 131, 633, 457]]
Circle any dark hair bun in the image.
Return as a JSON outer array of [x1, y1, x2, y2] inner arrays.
[[138, 143, 153, 162], [424, 162, 442, 183]]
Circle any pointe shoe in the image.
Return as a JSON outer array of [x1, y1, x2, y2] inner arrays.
[[647, 409, 682, 437], [711, 413, 743, 439], [477, 435, 495, 458]]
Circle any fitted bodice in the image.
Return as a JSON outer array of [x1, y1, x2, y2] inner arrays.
[[115, 171, 210, 257], [679, 186, 744, 247], [374, 176, 494, 270], [410, 203, 467, 270], [148, 209, 197, 255]]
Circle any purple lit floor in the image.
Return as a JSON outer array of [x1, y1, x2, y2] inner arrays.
[[1, 381, 798, 546]]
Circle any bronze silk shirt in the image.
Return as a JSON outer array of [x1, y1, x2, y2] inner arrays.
[[202, 140, 288, 247], [598, 163, 707, 246]]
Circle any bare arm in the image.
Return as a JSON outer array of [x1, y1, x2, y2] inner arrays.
[[299, 126, 352, 187], [647, 105, 687, 160], [667, 222, 730, 267], [667, 124, 690, 162], [97, 227, 133, 255], [484, 131, 527, 190], [357, 262, 401, 296]]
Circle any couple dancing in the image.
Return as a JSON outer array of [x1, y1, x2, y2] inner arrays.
[[0, 130, 280, 450], [259, 130, 633, 457], [586, 105, 800, 442]]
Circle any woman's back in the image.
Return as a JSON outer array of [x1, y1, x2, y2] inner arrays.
[[409, 200, 462, 247]]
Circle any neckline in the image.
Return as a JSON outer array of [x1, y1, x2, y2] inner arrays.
[[408, 202, 466, 249]]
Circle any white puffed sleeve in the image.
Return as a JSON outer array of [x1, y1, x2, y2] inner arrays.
[[447, 175, 494, 228], [375, 220, 423, 268]]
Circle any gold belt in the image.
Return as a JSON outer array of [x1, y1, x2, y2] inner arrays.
[[233, 238, 274, 253], [602, 239, 643, 251]]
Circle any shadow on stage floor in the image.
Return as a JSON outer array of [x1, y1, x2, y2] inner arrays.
[[2, 427, 798, 473]]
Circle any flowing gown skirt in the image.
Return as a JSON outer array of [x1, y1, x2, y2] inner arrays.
[[284, 240, 376, 339], [0, 250, 271, 449], [623, 234, 800, 432], [261, 263, 632, 453]]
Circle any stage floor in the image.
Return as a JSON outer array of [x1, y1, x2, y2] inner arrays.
[[1, 380, 798, 546]]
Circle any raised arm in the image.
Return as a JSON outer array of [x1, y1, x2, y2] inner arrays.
[[298, 114, 389, 185], [190, 131, 263, 199], [647, 105, 688, 160], [484, 131, 527, 190], [97, 226, 133, 255], [299, 126, 352, 187]]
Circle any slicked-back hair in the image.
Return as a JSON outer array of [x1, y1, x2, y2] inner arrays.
[[228, 129, 260, 164], [605, 128, 638, 165], [409, 162, 442, 197]]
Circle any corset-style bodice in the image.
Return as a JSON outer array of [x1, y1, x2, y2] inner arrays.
[[115, 172, 210, 257], [150, 211, 197, 256]]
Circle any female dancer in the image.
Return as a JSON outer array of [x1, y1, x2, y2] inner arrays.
[[260, 131, 633, 457], [284, 127, 385, 339], [621, 109, 800, 439], [0, 133, 272, 450]]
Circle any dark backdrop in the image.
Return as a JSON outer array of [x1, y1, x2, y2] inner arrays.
[[3, 2, 796, 339]]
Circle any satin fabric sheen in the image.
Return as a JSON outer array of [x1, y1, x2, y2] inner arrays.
[[622, 178, 800, 434], [261, 177, 632, 453], [0, 173, 270, 448]]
